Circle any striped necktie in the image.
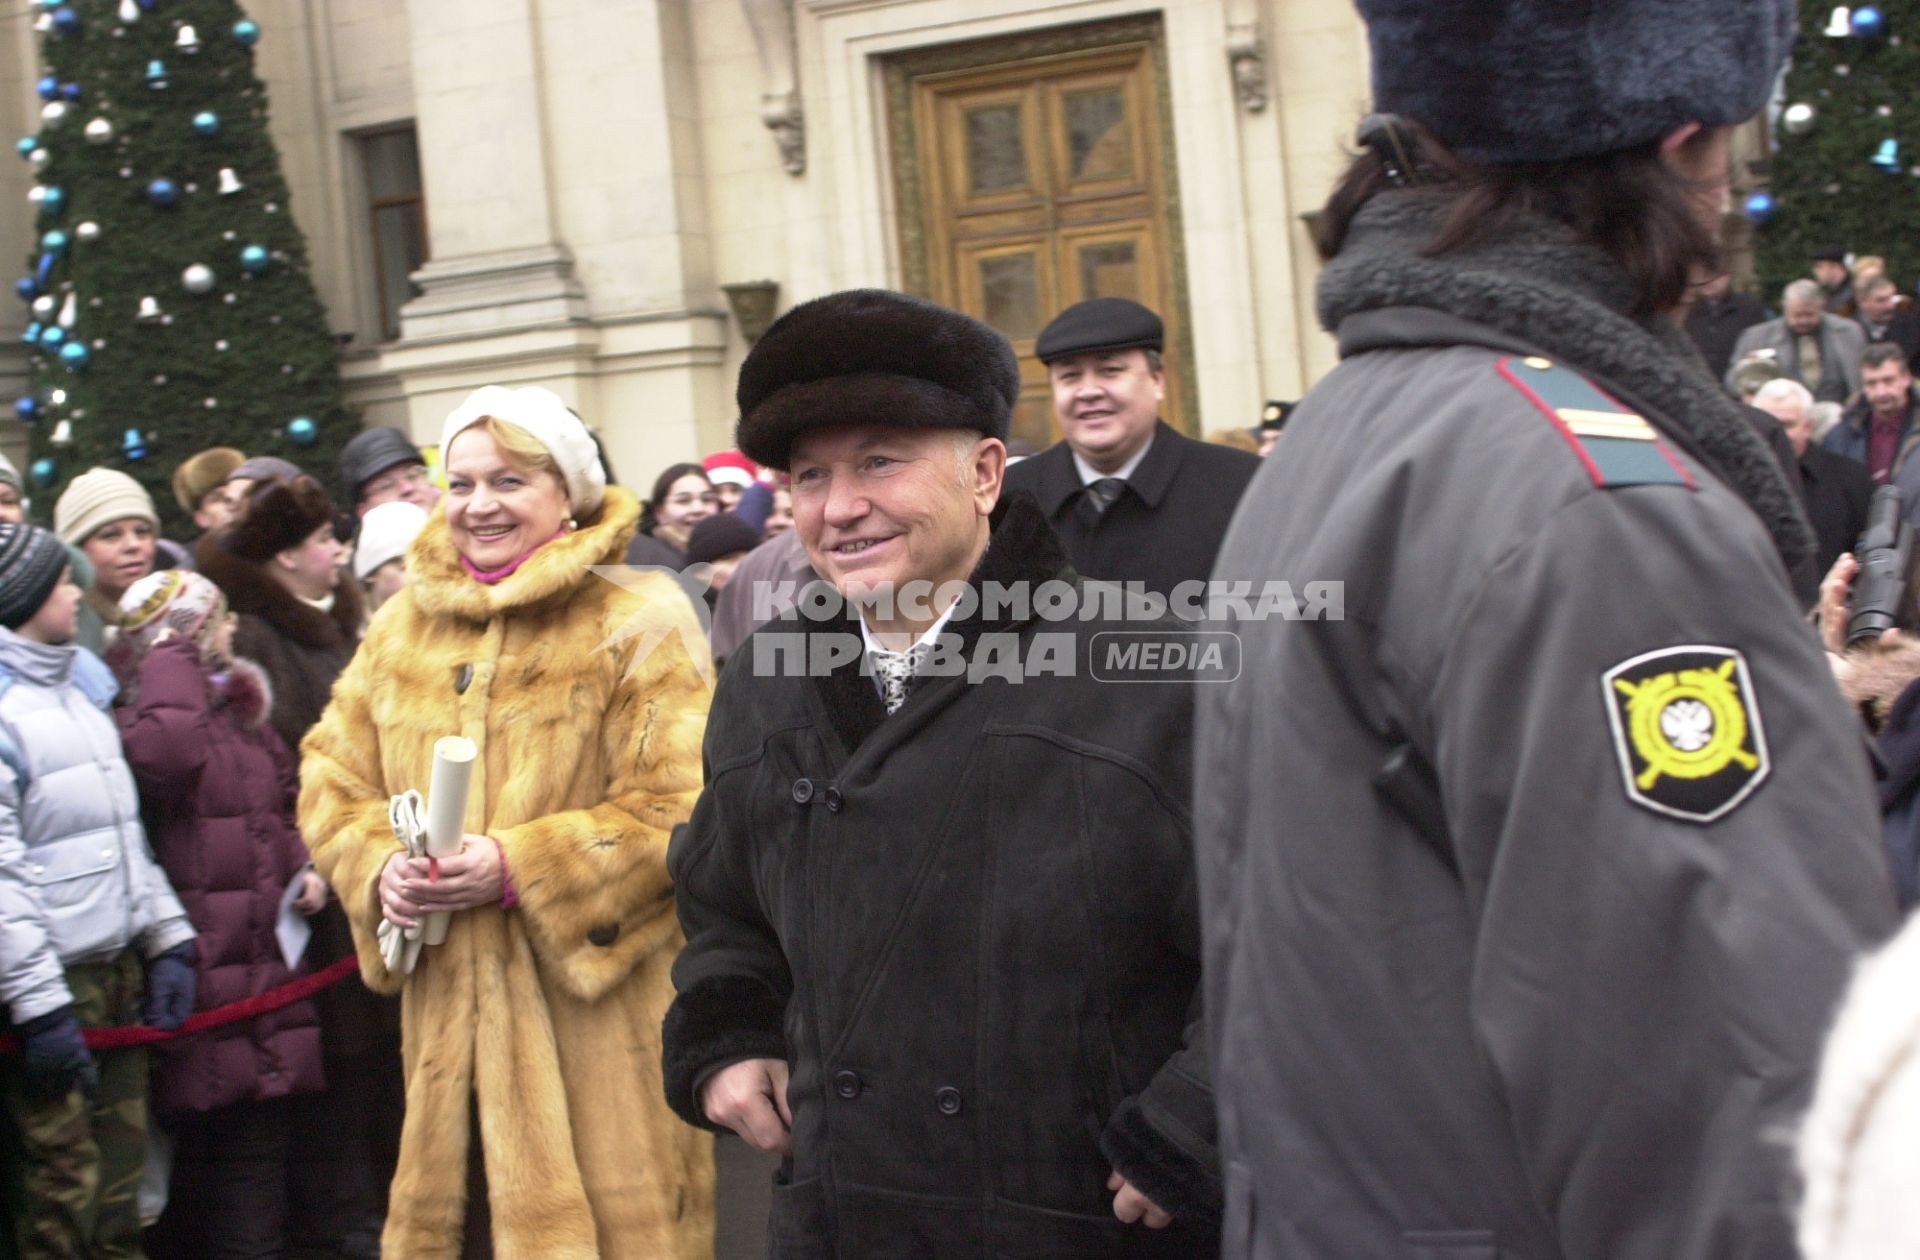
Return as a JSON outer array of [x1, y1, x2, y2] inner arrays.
[[1078, 477, 1128, 528]]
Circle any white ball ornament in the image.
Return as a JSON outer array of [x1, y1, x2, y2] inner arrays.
[[1782, 102, 1817, 135], [181, 263, 216, 295], [83, 116, 113, 145], [74, 220, 99, 243]]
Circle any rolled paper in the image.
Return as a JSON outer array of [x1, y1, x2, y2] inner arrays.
[[420, 736, 477, 947]]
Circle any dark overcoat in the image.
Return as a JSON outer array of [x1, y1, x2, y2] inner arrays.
[[1004, 421, 1259, 599], [663, 493, 1219, 1259]]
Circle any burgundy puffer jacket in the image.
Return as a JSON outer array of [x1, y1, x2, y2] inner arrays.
[[115, 637, 325, 1117]]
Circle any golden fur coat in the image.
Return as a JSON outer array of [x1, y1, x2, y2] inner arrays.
[[297, 486, 714, 1260]]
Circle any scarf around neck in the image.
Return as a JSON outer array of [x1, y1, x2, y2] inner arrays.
[[1316, 190, 1814, 574]]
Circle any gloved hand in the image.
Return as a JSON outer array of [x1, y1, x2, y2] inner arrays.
[[142, 944, 197, 1031], [17, 1007, 98, 1101]]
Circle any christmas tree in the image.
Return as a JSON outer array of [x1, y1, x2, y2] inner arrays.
[[13, 0, 352, 535], [1755, 1, 1919, 298]]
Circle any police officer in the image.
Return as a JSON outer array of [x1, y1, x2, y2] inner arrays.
[[1196, 2, 1898, 1257], [1004, 298, 1259, 597]]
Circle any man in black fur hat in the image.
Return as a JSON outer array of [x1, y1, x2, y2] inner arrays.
[[661, 289, 1219, 1257], [1005, 297, 1259, 598], [1196, 2, 1898, 1258]]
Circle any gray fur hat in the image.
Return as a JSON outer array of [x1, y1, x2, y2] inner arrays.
[[1357, 0, 1797, 164]]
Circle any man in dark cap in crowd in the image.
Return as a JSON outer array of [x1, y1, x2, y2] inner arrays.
[[338, 426, 440, 518], [662, 288, 1219, 1257], [1813, 243, 1857, 318], [1196, 1, 1897, 1257], [1003, 297, 1259, 598], [1857, 271, 1920, 365]]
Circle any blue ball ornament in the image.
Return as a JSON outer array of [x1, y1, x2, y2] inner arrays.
[[38, 186, 65, 216], [50, 7, 80, 35], [29, 459, 57, 488], [146, 178, 179, 206], [232, 19, 261, 47], [121, 429, 147, 460], [59, 83, 81, 102], [1743, 191, 1779, 224], [39, 230, 68, 255], [35, 77, 58, 102], [39, 325, 65, 348], [1852, 5, 1887, 37], [15, 277, 39, 302], [239, 244, 271, 274], [15, 136, 38, 159], [59, 341, 90, 371], [287, 416, 318, 447], [15, 396, 40, 422], [191, 111, 220, 137]]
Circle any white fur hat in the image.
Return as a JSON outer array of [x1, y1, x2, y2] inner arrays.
[[439, 385, 605, 516], [1799, 911, 1920, 1260], [352, 499, 430, 581]]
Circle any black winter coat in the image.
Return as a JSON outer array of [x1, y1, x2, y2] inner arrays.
[[1004, 422, 1258, 599], [662, 493, 1218, 1259]]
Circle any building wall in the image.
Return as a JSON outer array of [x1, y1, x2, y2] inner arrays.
[[0, 0, 1372, 488]]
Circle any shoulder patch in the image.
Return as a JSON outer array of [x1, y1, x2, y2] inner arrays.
[[1604, 645, 1769, 823], [1496, 356, 1694, 491]]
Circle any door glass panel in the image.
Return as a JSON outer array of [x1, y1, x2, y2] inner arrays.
[[979, 253, 1042, 340], [1078, 241, 1140, 300], [965, 104, 1028, 194], [1065, 88, 1131, 181]]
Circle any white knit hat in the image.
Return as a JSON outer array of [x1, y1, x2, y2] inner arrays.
[[1799, 911, 1920, 1260], [352, 499, 429, 581], [53, 467, 159, 546], [439, 385, 604, 516]]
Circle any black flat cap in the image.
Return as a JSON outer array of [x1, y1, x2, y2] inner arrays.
[[340, 427, 423, 505], [736, 289, 1018, 470], [1034, 298, 1163, 365], [1811, 244, 1848, 264]]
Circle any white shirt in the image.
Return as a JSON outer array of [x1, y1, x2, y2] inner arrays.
[[858, 601, 959, 701], [1071, 430, 1154, 487]]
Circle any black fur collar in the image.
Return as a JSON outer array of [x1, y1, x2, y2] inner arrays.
[[804, 490, 1072, 755], [1318, 189, 1814, 574], [194, 532, 363, 650]]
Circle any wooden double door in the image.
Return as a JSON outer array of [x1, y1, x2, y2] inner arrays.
[[902, 36, 1186, 447]]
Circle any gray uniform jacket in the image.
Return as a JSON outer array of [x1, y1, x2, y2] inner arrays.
[[1725, 312, 1866, 404], [0, 628, 194, 1025], [1197, 308, 1897, 1260]]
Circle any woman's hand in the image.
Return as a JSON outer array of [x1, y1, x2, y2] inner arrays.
[[379, 851, 428, 930], [401, 834, 504, 915], [293, 869, 329, 915]]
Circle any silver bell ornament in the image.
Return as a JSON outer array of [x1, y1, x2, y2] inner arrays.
[[83, 116, 113, 145], [175, 24, 200, 53], [181, 263, 216, 295], [74, 220, 99, 243], [136, 294, 162, 321], [117, 0, 138, 21], [217, 167, 242, 195], [49, 418, 72, 448], [1783, 103, 1817, 135]]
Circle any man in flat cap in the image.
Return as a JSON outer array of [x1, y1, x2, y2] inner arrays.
[[1196, 1, 1896, 1257], [339, 425, 440, 518], [1004, 297, 1259, 598], [661, 288, 1219, 1257]]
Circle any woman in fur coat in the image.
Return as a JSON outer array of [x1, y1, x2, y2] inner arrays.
[[297, 385, 715, 1260], [111, 568, 330, 1259]]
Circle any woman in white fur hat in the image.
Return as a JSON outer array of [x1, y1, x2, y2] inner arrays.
[[298, 385, 715, 1259]]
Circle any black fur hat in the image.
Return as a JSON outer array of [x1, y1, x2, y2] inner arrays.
[[1358, 0, 1796, 164], [735, 289, 1019, 470], [221, 475, 337, 564]]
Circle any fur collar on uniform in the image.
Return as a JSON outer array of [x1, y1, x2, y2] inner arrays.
[[803, 490, 1072, 754], [1317, 189, 1814, 574], [406, 487, 641, 624], [195, 531, 363, 650]]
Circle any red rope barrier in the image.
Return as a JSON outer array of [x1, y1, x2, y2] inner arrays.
[[0, 956, 362, 1053]]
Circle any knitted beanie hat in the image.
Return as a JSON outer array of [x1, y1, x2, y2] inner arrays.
[[351, 499, 429, 581], [0, 451, 22, 496], [440, 385, 606, 516], [0, 521, 72, 631], [53, 468, 159, 546]]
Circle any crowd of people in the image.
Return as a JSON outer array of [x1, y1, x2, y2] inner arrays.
[[5, 0, 1920, 1258]]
